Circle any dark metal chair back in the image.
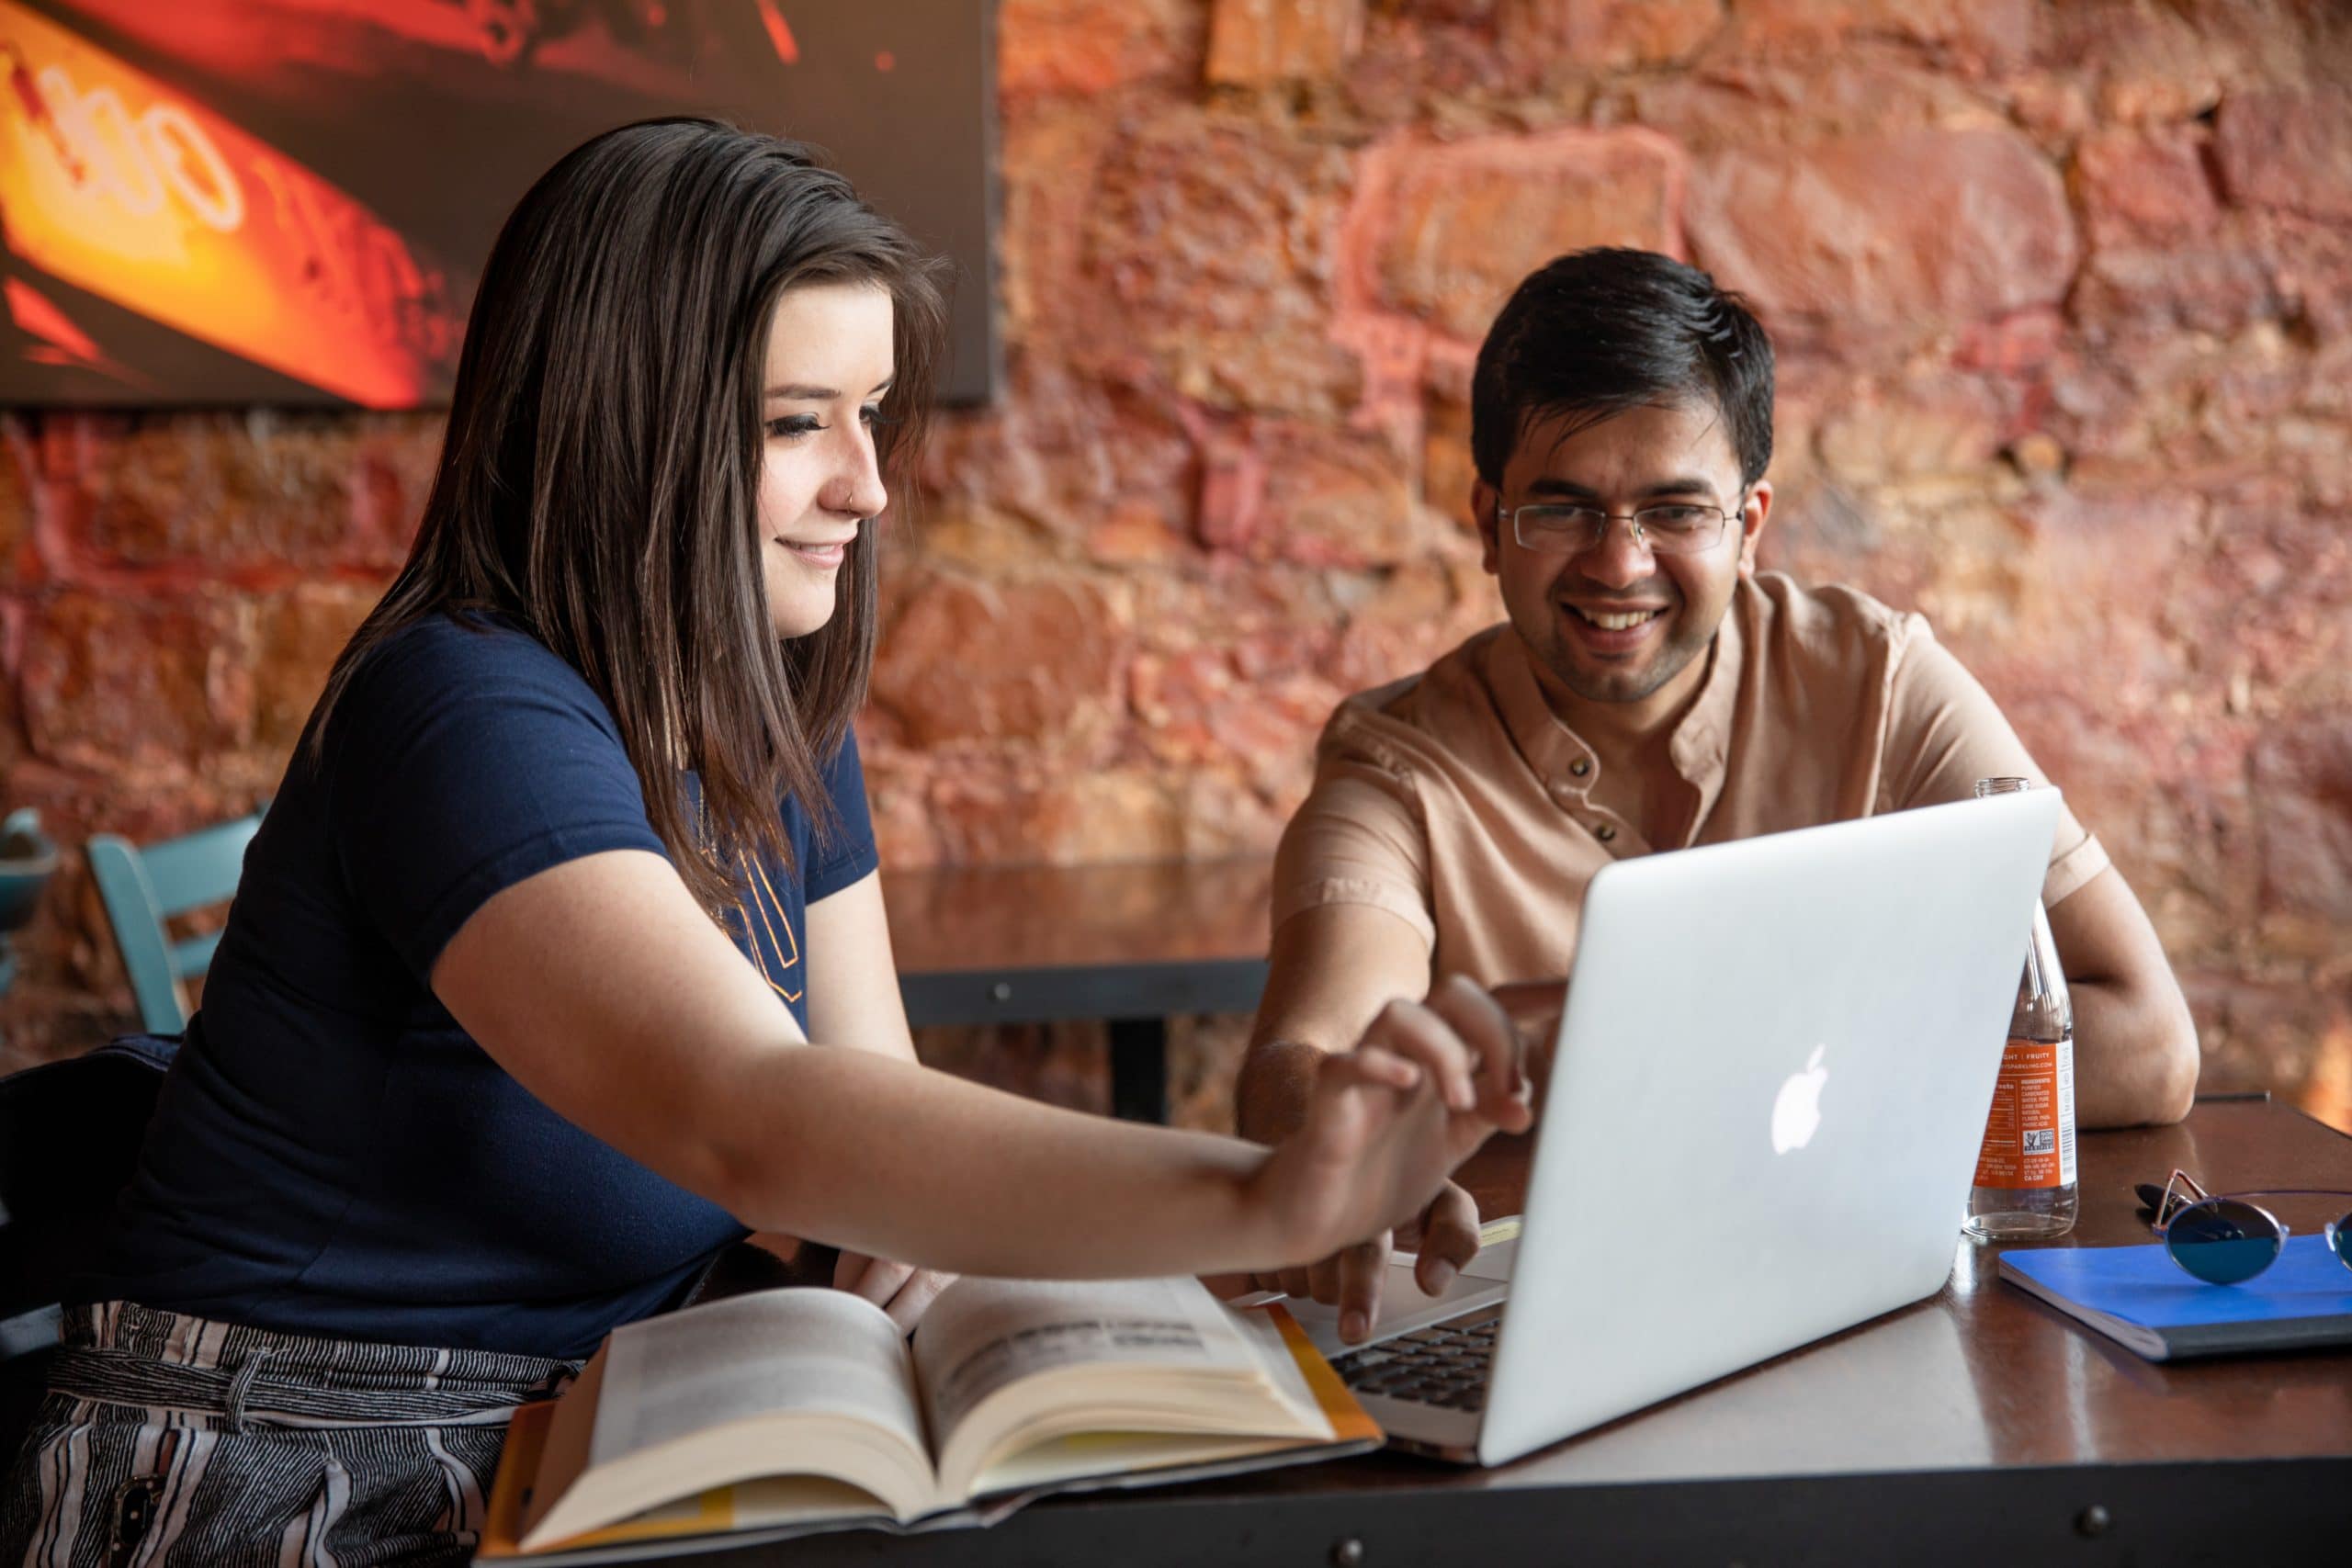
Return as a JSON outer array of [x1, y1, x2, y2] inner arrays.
[[0, 1034, 176, 1464]]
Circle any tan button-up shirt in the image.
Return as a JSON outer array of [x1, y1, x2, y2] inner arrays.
[[1274, 573, 2110, 985]]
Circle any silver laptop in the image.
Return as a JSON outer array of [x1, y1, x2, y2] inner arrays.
[[1314, 789, 2063, 1465]]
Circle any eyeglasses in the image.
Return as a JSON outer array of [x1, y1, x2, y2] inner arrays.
[[2137, 1169, 2352, 1285], [1496, 496, 1744, 557]]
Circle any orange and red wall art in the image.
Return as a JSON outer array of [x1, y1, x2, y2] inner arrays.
[[0, 1, 995, 408]]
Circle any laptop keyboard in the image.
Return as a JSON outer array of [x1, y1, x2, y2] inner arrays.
[[1329, 1306, 1500, 1413]]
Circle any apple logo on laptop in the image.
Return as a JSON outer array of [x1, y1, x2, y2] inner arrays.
[[1771, 1045, 1828, 1154]]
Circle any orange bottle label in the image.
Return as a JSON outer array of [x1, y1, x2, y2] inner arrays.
[[1973, 1036, 2074, 1190]]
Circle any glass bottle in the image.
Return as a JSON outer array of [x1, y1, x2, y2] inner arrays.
[[1964, 777, 2078, 1240]]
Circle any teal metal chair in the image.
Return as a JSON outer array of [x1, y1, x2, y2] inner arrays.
[[86, 809, 264, 1034]]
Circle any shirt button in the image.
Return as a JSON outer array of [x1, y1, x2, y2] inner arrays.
[[1569, 758, 1591, 777], [1596, 824, 1617, 842]]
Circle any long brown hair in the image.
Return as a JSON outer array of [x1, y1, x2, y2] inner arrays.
[[312, 119, 947, 912]]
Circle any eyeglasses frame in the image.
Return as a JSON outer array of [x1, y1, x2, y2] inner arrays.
[[1494, 490, 1753, 558], [2149, 1168, 2352, 1283]]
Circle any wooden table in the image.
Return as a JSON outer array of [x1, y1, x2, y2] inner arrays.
[[694, 1097, 2351, 1566], [883, 859, 1272, 1123]]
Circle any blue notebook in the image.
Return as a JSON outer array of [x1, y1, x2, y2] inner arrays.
[[1999, 1236, 2352, 1361]]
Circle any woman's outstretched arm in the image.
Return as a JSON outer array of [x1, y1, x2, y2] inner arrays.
[[434, 850, 1528, 1281]]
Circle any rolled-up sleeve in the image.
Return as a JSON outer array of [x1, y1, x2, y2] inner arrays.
[[1272, 726, 1439, 948], [1880, 622, 2111, 907]]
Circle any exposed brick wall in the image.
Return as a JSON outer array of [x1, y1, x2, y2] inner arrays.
[[3, 0, 2347, 1132]]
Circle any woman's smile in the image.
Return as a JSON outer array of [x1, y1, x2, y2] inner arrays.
[[776, 536, 853, 569]]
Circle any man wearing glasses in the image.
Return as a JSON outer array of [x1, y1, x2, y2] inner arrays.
[[1235, 248, 2201, 1342]]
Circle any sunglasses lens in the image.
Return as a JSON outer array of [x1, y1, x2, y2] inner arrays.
[[2331, 1215, 2352, 1272], [2167, 1199, 2282, 1284]]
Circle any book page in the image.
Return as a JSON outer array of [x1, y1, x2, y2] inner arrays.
[[592, 1289, 925, 1470], [909, 1277, 1278, 1442]]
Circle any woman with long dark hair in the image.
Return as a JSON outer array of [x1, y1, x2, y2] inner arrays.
[[0, 121, 1525, 1564]]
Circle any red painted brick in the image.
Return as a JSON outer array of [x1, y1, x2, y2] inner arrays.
[[998, 0, 1201, 98], [922, 766, 1184, 865], [2214, 88, 2352, 221], [20, 591, 252, 775], [79, 415, 362, 572], [2254, 718, 2352, 927], [1720, 0, 2039, 73], [870, 573, 1129, 752], [1628, 61, 1998, 156], [1363, 128, 1683, 342], [251, 583, 379, 753], [1204, 0, 1363, 86], [2076, 127, 2222, 243], [0, 435, 29, 590], [1688, 129, 2076, 355], [1815, 378, 2008, 487], [920, 364, 1194, 559], [1498, 0, 1723, 74], [1082, 114, 1359, 417]]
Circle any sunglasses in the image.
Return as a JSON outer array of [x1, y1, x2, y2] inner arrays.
[[2135, 1169, 2352, 1285]]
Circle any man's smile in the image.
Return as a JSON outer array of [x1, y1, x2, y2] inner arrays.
[[1564, 604, 1668, 632]]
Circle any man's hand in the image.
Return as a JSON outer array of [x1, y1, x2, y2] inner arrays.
[[1210, 1178, 1485, 1346], [1489, 978, 1566, 1103], [1249, 976, 1531, 1277], [1283, 1179, 1488, 1338], [1216, 977, 1531, 1341], [833, 1251, 957, 1335], [1218, 977, 1563, 1342]]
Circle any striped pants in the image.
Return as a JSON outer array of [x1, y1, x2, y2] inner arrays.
[[1, 1303, 578, 1567]]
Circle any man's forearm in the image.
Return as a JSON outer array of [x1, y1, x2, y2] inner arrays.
[[2068, 976, 2199, 1129], [1235, 1037, 1329, 1145]]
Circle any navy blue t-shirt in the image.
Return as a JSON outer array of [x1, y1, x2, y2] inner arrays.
[[77, 614, 878, 1359]]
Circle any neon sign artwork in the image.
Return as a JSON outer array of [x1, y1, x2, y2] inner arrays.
[[0, 2, 454, 405], [0, 1, 995, 408]]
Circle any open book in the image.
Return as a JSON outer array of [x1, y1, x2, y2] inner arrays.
[[479, 1276, 1379, 1560]]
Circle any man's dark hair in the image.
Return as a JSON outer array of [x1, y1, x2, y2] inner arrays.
[[310, 118, 948, 915], [1470, 248, 1774, 491]]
